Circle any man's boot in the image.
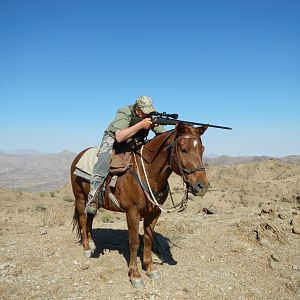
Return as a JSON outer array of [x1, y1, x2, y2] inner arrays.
[[86, 175, 104, 215]]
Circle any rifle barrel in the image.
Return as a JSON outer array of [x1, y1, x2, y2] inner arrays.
[[155, 118, 232, 130]]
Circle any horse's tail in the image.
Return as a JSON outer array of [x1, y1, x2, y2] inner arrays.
[[72, 205, 81, 241], [70, 148, 89, 242]]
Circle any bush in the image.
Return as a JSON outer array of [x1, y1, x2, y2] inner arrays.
[[34, 207, 65, 227], [35, 205, 47, 212], [63, 195, 74, 202]]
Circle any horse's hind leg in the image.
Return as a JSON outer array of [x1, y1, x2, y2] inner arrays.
[[78, 212, 92, 257], [87, 214, 96, 252], [75, 195, 94, 258], [143, 209, 161, 279]]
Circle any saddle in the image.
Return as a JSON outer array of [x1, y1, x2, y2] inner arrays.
[[73, 147, 133, 180]]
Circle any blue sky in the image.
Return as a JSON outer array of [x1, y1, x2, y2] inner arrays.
[[1, 0, 299, 156]]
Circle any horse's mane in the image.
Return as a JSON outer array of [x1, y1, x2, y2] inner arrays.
[[136, 129, 175, 164], [145, 130, 175, 151]]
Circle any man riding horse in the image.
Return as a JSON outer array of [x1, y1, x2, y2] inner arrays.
[[86, 96, 165, 215]]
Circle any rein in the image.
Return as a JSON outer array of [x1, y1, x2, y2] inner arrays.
[[133, 149, 168, 213], [133, 149, 189, 213]]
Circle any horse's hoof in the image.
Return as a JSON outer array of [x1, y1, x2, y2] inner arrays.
[[130, 278, 145, 288], [83, 249, 92, 258], [146, 270, 161, 280], [89, 240, 96, 252]]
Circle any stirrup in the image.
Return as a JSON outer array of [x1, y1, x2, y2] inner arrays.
[[86, 202, 98, 215]]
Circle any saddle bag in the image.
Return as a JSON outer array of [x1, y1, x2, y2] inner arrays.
[[110, 150, 132, 174]]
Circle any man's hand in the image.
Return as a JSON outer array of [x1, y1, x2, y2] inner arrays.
[[138, 117, 154, 130]]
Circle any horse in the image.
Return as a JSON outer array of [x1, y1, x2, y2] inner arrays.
[[70, 123, 209, 288]]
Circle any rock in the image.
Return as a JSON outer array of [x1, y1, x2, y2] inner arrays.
[[269, 258, 276, 270], [10, 267, 23, 277], [291, 215, 300, 235], [0, 262, 11, 270], [271, 254, 280, 262], [80, 262, 90, 270], [47, 251, 55, 257], [40, 229, 47, 235], [261, 205, 273, 214], [73, 260, 80, 266], [249, 287, 264, 297], [202, 207, 214, 214]]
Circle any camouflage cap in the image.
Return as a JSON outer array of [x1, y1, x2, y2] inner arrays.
[[135, 96, 156, 114]]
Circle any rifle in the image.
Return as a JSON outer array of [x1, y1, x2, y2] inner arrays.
[[131, 111, 232, 130]]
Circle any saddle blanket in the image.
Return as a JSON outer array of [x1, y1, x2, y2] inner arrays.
[[74, 147, 99, 181]]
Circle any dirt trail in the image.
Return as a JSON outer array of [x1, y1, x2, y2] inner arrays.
[[0, 159, 300, 299]]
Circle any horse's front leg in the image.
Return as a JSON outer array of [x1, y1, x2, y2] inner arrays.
[[126, 209, 144, 288], [78, 212, 96, 258], [143, 209, 161, 279]]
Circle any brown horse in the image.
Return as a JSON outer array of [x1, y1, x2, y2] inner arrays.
[[71, 123, 209, 288]]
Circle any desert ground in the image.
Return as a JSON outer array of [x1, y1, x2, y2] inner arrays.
[[0, 155, 299, 299]]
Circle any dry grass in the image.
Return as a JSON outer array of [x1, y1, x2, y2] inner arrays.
[[33, 206, 66, 227]]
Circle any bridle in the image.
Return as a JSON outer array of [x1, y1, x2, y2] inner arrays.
[[168, 134, 206, 184]]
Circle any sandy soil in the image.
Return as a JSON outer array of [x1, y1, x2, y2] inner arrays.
[[0, 159, 299, 299]]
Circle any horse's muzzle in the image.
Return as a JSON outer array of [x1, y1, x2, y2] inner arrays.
[[190, 181, 208, 196]]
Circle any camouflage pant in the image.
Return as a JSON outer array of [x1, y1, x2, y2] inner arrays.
[[87, 131, 115, 206]]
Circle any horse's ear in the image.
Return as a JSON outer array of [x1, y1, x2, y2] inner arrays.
[[175, 122, 185, 134], [198, 125, 208, 136]]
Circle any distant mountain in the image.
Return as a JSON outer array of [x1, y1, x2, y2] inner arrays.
[[0, 149, 43, 155], [280, 155, 300, 164], [204, 154, 219, 158], [0, 150, 299, 192], [0, 151, 77, 192], [204, 155, 300, 165]]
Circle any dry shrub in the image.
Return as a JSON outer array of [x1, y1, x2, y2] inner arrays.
[[63, 195, 74, 202], [34, 207, 66, 227]]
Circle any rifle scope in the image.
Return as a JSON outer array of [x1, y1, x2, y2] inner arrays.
[[152, 111, 178, 119]]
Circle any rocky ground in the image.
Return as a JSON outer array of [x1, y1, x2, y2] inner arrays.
[[0, 158, 299, 299]]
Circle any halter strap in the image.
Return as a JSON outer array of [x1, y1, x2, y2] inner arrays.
[[171, 135, 206, 177]]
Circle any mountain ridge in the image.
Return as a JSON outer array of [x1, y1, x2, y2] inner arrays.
[[0, 150, 299, 192]]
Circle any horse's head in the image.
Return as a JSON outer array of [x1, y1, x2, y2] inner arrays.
[[171, 123, 209, 196]]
